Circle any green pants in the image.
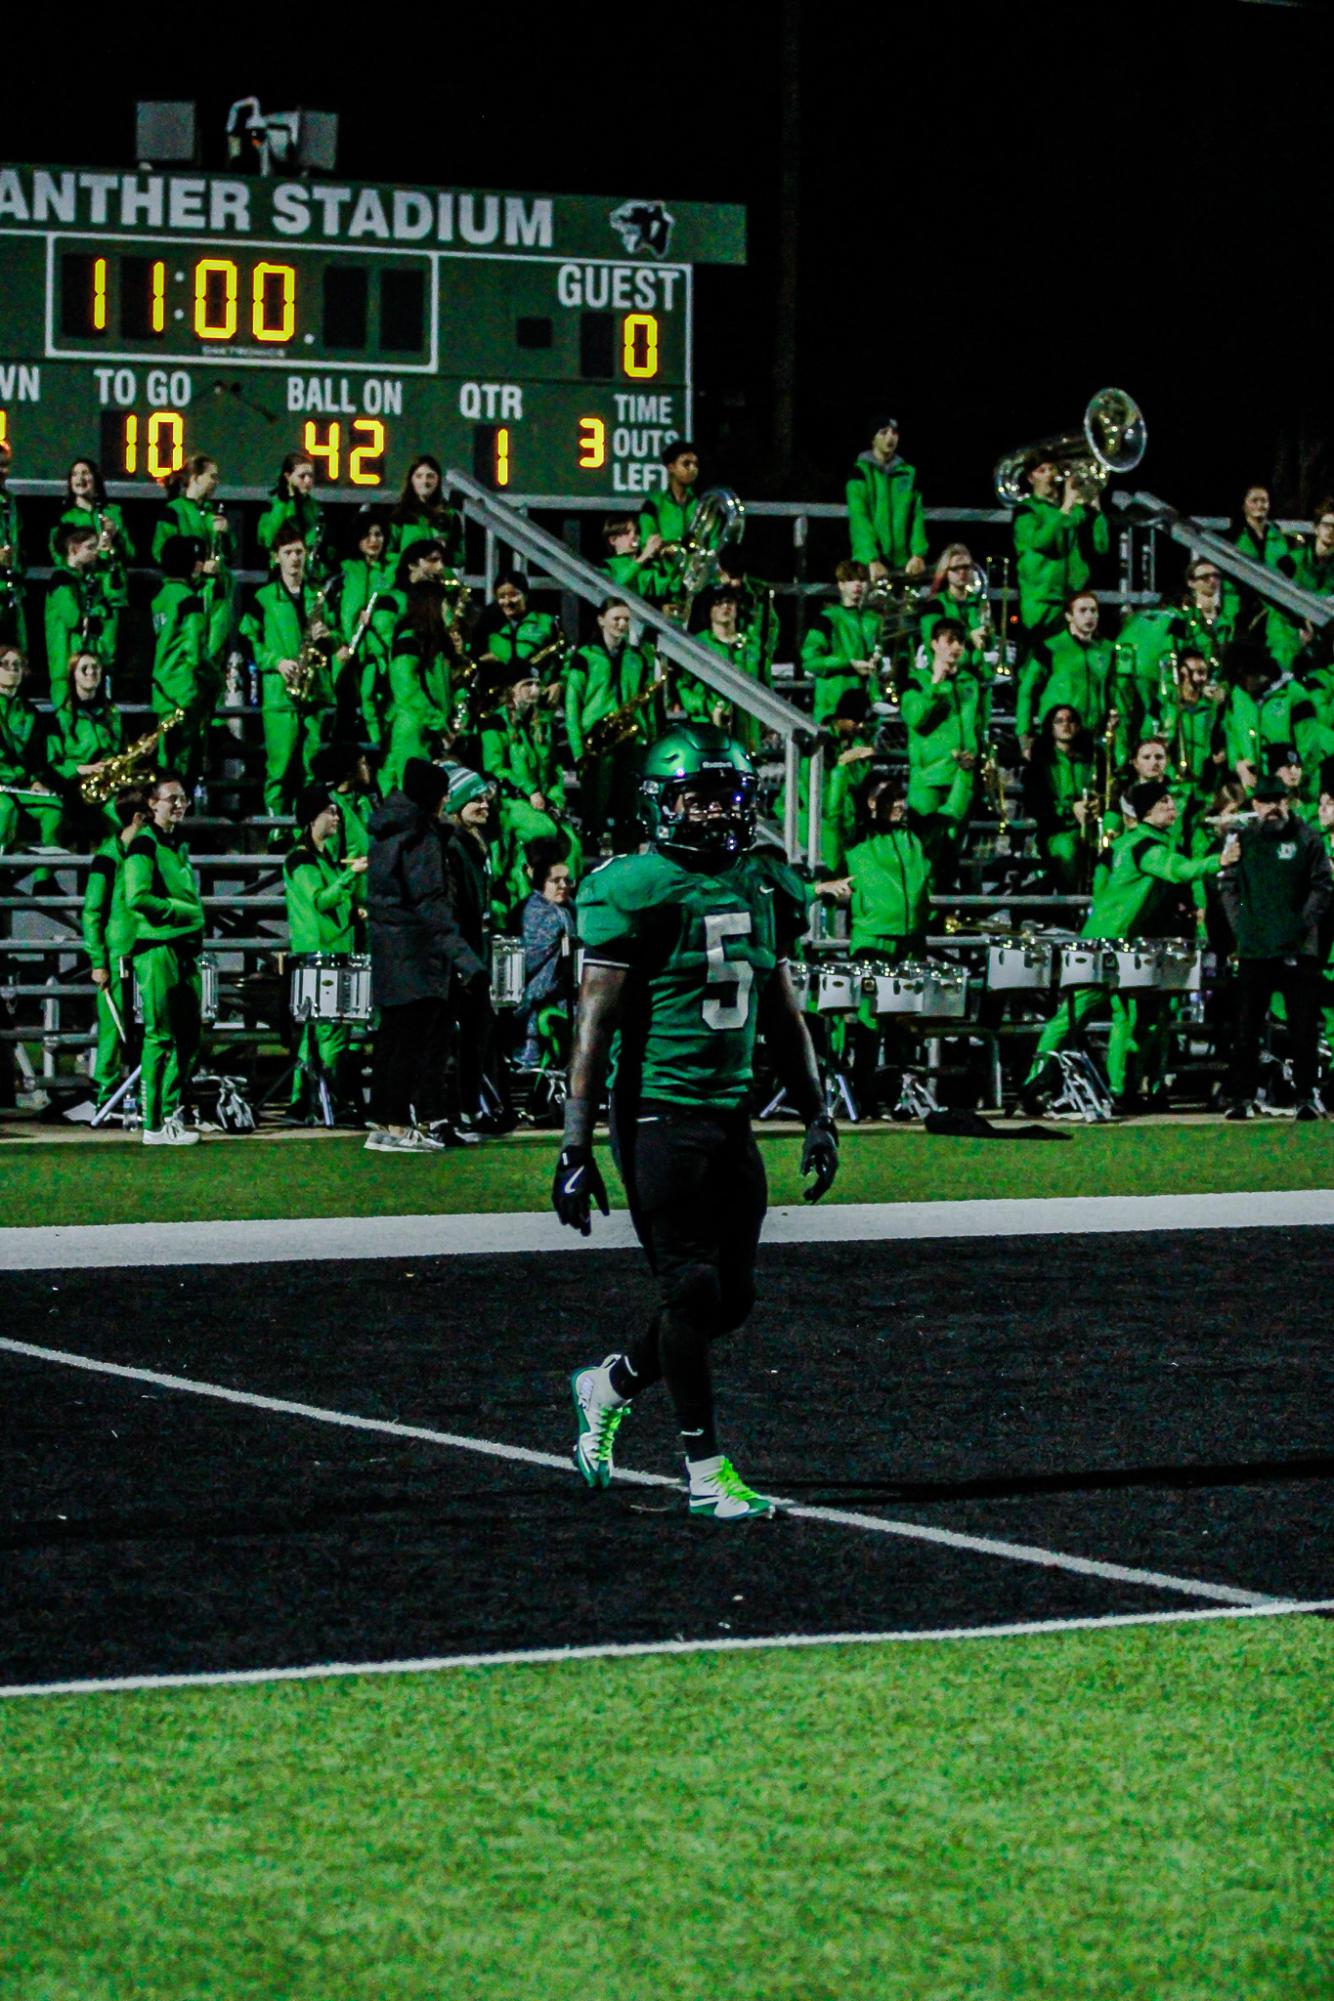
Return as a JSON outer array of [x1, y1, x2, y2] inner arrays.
[[293, 1019, 350, 1107], [1026, 986, 1170, 1098], [135, 942, 201, 1130], [92, 971, 132, 1105], [0, 791, 66, 852], [1042, 829, 1088, 896], [262, 707, 330, 818]]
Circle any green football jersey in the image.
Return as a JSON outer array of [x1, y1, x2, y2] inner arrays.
[[578, 847, 807, 1109]]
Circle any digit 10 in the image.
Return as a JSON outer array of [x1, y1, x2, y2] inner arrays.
[[123, 412, 185, 478]]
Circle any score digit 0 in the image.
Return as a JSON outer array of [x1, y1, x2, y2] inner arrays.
[[622, 314, 659, 379]]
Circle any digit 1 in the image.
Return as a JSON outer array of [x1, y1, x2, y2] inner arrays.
[[303, 420, 341, 482], [495, 426, 511, 488], [150, 261, 166, 334], [123, 413, 140, 475]]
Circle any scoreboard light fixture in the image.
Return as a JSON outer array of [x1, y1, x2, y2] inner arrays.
[[134, 102, 199, 166]]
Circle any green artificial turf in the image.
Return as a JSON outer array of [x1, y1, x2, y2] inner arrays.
[[0, 1120, 1330, 1226], [3, 1615, 1330, 2000]]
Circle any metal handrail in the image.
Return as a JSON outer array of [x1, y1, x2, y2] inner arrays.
[[446, 467, 826, 864]]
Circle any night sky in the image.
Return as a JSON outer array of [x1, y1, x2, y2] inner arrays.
[[9, 0, 1332, 517]]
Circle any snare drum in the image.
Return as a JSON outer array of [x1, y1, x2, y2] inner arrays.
[[1156, 941, 1202, 993], [1110, 941, 1162, 990], [816, 961, 859, 1013], [860, 961, 927, 1014], [134, 952, 218, 1024], [1059, 940, 1117, 988], [787, 960, 812, 1009], [289, 953, 372, 1023], [921, 965, 968, 1018], [987, 939, 1054, 991], [491, 935, 526, 1009]]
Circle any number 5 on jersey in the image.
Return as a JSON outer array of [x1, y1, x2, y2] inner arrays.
[[702, 911, 754, 1031]]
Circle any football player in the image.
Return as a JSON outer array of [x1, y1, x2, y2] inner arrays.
[[553, 725, 839, 1522]]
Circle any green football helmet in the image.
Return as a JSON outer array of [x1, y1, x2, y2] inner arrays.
[[639, 724, 757, 857]]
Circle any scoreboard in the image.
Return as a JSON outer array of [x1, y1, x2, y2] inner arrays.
[[0, 166, 745, 495]]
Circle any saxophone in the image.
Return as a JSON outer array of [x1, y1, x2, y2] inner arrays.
[[288, 586, 331, 706], [81, 709, 186, 804], [578, 672, 665, 774]]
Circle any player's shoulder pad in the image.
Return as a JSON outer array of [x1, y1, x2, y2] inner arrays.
[[579, 850, 673, 908]]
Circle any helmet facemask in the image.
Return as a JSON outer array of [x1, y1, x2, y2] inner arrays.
[[650, 770, 757, 858]]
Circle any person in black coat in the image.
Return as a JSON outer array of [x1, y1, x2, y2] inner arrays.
[[440, 762, 509, 1132], [366, 757, 486, 1151]]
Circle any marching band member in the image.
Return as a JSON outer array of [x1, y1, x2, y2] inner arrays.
[[1156, 648, 1227, 829], [564, 597, 654, 847], [918, 545, 992, 674], [151, 537, 219, 790], [0, 439, 27, 651], [639, 439, 701, 550], [800, 561, 878, 724], [825, 779, 933, 1118], [46, 650, 123, 838], [1226, 482, 1300, 669], [257, 452, 330, 577], [1012, 452, 1109, 655], [284, 782, 368, 1120], [152, 455, 235, 568], [845, 415, 928, 582], [1021, 781, 1239, 1116], [1219, 644, 1309, 794], [333, 508, 396, 742], [901, 618, 983, 878], [387, 455, 464, 573], [49, 459, 134, 667], [472, 571, 565, 698], [1026, 704, 1096, 894], [44, 523, 110, 707], [81, 786, 148, 1114], [380, 546, 457, 789], [0, 645, 64, 852], [481, 660, 582, 917], [1177, 556, 1239, 667], [600, 515, 667, 601], [125, 770, 206, 1145], [240, 524, 342, 824], [1016, 590, 1116, 754]]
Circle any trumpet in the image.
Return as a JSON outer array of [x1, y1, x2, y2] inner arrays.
[[993, 388, 1146, 508], [81, 708, 186, 804]]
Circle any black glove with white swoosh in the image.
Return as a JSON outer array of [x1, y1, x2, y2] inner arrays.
[[553, 1144, 611, 1236]]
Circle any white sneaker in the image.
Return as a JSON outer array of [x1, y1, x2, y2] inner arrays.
[[365, 1127, 444, 1153], [687, 1455, 777, 1522], [143, 1117, 199, 1148]]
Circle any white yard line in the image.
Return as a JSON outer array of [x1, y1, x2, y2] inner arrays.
[[2, 1189, 1332, 1270], [3, 1599, 1330, 1703], [0, 1336, 1279, 1611]]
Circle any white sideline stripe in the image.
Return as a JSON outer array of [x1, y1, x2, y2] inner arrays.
[[3, 1600, 1330, 1703], [2, 1189, 1333, 1269], [0, 1337, 1277, 1610]]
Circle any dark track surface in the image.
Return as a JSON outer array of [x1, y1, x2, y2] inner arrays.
[[3, 1229, 1331, 1685]]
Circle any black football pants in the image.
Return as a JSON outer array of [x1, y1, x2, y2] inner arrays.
[[608, 1099, 768, 1455]]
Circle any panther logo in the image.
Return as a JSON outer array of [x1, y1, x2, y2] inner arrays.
[[610, 199, 676, 259]]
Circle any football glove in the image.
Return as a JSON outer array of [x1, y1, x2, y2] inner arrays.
[[800, 1115, 839, 1204], [553, 1144, 610, 1236]]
